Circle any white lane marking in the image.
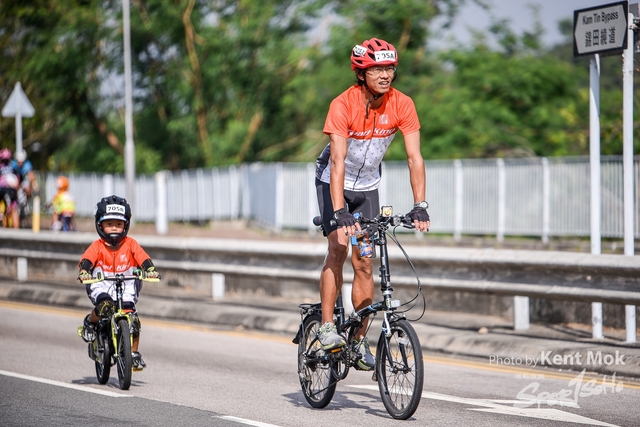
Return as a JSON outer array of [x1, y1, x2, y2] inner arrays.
[[348, 385, 619, 427], [216, 416, 282, 427], [490, 399, 579, 408], [0, 370, 132, 398]]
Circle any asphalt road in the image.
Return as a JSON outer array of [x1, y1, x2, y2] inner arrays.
[[2, 301, 639, 427]]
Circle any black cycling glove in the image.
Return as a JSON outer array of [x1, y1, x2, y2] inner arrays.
[[407, 206, 430, 223], [333, 208, 356, 228]]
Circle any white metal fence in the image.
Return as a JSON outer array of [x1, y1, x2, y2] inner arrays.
[[43, 156, 639, 239]]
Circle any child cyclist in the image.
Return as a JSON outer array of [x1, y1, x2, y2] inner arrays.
[[78, 195, 159, 371], [50, 176, 76, 231]]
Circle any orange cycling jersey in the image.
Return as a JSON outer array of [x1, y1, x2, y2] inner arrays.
[[316, 85, 420, 191], [81, 236, 151, 276]]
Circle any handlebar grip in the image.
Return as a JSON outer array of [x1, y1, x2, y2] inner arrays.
[[400, 215, 416, 229], [80, 271, 103, 285], [312, 216, 337, 227]]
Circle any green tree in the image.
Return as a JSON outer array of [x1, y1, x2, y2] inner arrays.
[[549, 18, 640, 156], [0, 0, 127, 172], [283, 0, 486, 162], [6, 0, 629, 172], [0, 0, 328, 171], [391, 16, 589, 159]]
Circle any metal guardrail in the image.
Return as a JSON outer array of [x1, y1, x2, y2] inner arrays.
[[4, 245, 640, 305], [1, 229, 639, 341]]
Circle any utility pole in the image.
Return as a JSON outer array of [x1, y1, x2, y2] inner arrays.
[[123, 0, 135, 226]]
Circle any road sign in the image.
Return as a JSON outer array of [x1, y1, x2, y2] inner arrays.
[[574, 1, 629, 57], [2, 82, 35, 154], [2, 82, 35, 118]]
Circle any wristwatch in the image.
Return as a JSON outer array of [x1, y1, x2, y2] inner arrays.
[[413, 201, 429, 210]]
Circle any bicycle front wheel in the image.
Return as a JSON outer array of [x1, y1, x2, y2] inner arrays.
[[297, 314, 336, 408], [116, 318, 132, 390], [376, 318, 424, 420]]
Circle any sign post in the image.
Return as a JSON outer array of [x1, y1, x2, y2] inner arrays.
[[1, 82, 35, 154], [622, 8, 636, 343], [574, 1, 637, 343]]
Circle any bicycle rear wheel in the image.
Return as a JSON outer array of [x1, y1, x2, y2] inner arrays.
[[376, 318, 424, 420], [94, 330, 111, 384], [116, 318, 132, 390], [297, 313, 336, 408]]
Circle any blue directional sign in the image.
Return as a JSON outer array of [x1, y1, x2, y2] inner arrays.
[[574, 1, 629, 57]]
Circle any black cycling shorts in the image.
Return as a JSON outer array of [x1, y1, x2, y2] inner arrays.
[[315, 178, 379, 236]]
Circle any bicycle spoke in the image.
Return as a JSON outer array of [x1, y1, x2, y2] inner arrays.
[[297, 314, 337, 408]]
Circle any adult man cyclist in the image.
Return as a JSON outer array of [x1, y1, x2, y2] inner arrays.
[[315, 38, 430, 371]]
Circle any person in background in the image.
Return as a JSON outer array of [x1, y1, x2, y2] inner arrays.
[[0, 148, 20, 228], [50, 176, 76, 231], [12, 149, 38, 198], [12, 149, 39, 221], [78, 195, 160, 370]]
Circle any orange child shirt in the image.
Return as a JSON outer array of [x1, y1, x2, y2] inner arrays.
[[81, 236, 152, 305]]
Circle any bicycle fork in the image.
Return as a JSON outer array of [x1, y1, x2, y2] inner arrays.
[[377, 312, 412, 390], [110, 313, 133, 359]]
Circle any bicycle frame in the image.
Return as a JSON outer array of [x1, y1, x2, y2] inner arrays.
[[296, 209, 424, 419], [341, 217, 403, 327], [293, 211, 420, 393], [297, 220, 404, 368]]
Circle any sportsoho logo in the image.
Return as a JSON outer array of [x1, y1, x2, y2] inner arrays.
[[489, 351, 626, 408]]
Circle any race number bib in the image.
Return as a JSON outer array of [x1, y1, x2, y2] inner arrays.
[[374, 50, 396, 62], [352, 45, 367, 57], [106, 204, 126, 215]]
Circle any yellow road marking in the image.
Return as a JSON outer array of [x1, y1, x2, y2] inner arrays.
[[0, 300, 85, 316], [0, 299, 292, 343]]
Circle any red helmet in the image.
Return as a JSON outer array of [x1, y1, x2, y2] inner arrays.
[[351, 38, 398, 71]]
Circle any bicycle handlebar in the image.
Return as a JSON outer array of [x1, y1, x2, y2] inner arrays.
[[312, 213, 414, 230], [357, 213, 415, 230], [80, 270, 161, 285]]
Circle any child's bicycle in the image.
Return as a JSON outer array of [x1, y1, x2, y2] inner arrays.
[[293, 206, 426, 420], [78, 270, 160, 390]]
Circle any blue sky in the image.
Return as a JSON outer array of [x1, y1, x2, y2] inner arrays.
[[436, 0, 631, 49]]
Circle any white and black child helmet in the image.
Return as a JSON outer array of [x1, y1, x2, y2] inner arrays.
[[94, 195, 131, 247]]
